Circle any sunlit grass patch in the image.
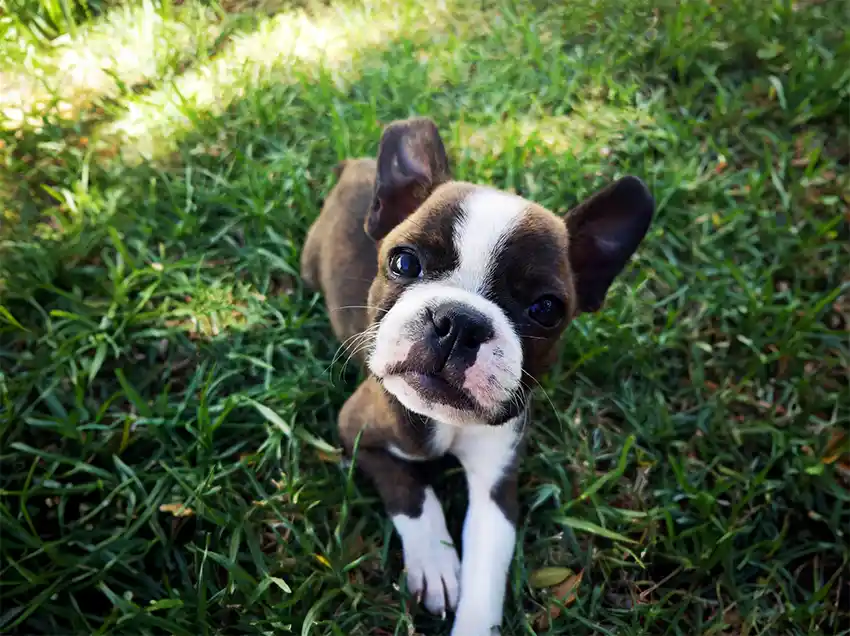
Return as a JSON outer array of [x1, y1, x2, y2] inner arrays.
[[99, 0, 463, 162], [0, 0, 219, 128], [459, 102, 656, 160], [161, 281, 270, 340]]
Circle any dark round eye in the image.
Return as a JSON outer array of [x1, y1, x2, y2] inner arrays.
[[388, 248, 423, 279], [528, 295, 565, 328]]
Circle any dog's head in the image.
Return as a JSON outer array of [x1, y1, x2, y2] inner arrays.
[[364, 118, 654, 426]]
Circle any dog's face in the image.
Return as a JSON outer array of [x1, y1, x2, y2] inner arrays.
[[363, 119, 654, 427]]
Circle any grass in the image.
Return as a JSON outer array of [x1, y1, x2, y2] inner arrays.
[[1, 0, 848, 633]]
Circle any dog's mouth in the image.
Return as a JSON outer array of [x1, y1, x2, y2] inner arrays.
[[404, 371, 476, 407], [385, 364, 478, 411]]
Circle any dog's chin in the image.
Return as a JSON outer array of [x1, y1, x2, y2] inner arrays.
[[381, 372, 514, 427]]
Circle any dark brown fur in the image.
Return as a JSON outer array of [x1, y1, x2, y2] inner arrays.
[[337, 377, 435, 515], [301, 158, 378, 349]]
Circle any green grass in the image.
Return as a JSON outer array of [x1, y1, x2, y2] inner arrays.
[[1, 0, 849, 633]]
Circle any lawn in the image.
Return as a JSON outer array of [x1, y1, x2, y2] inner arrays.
[[1, 0, 848, 633]]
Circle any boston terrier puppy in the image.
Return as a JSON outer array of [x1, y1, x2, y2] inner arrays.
[[300, 117, 654, 635]]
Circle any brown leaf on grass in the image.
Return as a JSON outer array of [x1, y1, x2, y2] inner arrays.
[[720, 607, 743, 634], [823, 430, 848, 465], [239, 453, 257, 466], [317, 448, 342, 463], [532, 570, 584, 631], [159, 503, 194, 517]]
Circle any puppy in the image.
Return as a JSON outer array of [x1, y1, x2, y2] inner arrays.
[[301, 117, 654, 635]]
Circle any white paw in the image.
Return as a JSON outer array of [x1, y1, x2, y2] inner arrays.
[[450, 615, 499, 636], [391, 487, 461, 616], [403, 534, 461, 615]]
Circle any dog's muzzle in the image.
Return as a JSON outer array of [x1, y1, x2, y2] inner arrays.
[[370, 283, 524, 423]]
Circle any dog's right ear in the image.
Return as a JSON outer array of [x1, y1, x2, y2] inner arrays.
[[365, 117, 450, 241]]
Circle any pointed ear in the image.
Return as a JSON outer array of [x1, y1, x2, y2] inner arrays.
[[565, 176, 655, 313], [365, 117, 450, 241]]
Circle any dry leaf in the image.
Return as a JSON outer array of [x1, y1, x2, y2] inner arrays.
[[823, 430, 847, 465], [533, 570, 584, 631], [723, 607, 742, 628], [239, 453, 256, 466], [159, 503, 194, 517], [317, 449, 342, 464], [552, 570, 583, 604]]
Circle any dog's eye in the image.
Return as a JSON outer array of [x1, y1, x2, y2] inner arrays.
[[388, 248, 423, 279], [528, 295, 564, 328]]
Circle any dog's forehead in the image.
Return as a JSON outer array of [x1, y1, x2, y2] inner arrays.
[[384, 182, 569, 293]]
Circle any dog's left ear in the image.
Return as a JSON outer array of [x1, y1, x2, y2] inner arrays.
[[365, 117, 450, 241], [565, 176, 655, 313]]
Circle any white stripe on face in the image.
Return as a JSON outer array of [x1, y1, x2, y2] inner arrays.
[[450, 188, 529, 294]]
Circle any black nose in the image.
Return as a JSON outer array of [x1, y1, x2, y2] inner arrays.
[[428, 303, 494, 368]]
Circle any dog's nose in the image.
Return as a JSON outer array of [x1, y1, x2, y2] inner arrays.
[[428, 303, 494, 366]]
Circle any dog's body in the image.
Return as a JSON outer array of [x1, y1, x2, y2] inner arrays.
[[301, 118, 654, 635], [302, 158, 378, 349]]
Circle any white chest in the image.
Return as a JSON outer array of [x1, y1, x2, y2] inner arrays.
[[388, 415, 524, 469], [433, 416, 524, 483]]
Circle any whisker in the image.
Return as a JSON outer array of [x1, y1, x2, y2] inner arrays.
[[336, 276, 381, 284], [343, 336, 376, 370], [395, 213, 431, 236], [340, 326, 379, 377], [325, 324, 379, 383], [331, 305, 389, 314], [521, 369, 561, 425], [326, 330, 367, 373], [403, 407, 426, 433]]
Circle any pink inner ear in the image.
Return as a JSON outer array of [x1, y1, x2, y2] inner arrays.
[[397, 140, 430, 184]]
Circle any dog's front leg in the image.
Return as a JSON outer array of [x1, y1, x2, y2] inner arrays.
[[451, 424, 521, 635], [350, 447, 461, 616], [339, 381, 461, 616]]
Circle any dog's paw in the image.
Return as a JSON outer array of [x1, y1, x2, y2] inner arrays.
[[392, 488, 461, 616], [450, 591, 502, 636], [449, 617, 499, 636], [403, 533, 461, 616]]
